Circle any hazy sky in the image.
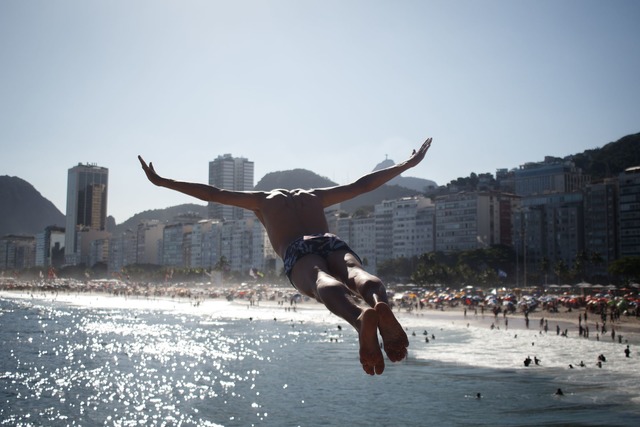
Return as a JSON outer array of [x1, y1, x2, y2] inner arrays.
[[1, 0, 638, 223]]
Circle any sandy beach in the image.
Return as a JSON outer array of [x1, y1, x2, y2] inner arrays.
[[2, 286, 640, 346], [253, 296, 640, 345]]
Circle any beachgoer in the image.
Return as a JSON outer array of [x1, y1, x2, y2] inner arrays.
[[625, 345, 631, 358], [555, 388, 564, 396], [139, 138, 432, 375]]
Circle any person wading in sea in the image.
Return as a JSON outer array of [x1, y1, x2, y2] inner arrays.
[[138, 138, 432, 375]]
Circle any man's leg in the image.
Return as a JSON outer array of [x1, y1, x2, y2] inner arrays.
[[290, 255, 385, 375], [327, 251, 409, 363]]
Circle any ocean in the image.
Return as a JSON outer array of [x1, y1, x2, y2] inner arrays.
[[1, 292, 639, 427]]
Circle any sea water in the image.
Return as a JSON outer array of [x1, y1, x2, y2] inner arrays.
[[0, 293, 639, 427]]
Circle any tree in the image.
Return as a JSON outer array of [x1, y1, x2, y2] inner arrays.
[[573, 250, 589, 281], [214, 256, 230, 272], [540, 257, 550, 285], [554, 260, 572, 284], [608, 257, 640, 283], [377, 256, 418, 282], [412, 254, 452, 285]]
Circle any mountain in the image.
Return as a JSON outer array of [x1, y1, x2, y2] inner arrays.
[[114, 204, 209, 235], [254, 168, 421, 212], [255, 168, 336, 190], [0, 176, 65, 236], [372, 158, 438, 192]]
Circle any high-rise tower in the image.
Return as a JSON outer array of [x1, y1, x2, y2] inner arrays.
[[208, 154, 254, 220], [64, 163, 109, 265]]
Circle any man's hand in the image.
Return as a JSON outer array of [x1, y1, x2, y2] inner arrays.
[[138, 155, 164, 186], [405, 138, 432, 168]]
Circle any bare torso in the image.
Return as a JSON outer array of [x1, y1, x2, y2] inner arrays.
[[252, 189, 331, 258]]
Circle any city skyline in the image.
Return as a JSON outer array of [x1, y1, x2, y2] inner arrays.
[[3, 130, 637, 227], [2, 155, 638, 281], [1, 1, 639, 223]]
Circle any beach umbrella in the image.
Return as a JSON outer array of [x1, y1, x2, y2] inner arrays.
[[576, 282, 592, 288]]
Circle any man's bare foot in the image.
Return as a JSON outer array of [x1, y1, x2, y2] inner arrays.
[[357, 308, 385, 375], [375, 302, 409, 362]]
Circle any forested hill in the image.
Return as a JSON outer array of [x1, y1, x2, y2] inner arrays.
[[570, 132, 640, 181], [439, 132, 640, 191]]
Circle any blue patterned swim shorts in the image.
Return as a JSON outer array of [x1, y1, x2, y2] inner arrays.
[[283, 233, 362, 283]]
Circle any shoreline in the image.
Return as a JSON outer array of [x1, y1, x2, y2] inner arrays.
[[3, 288, 639, 345], [395, 303, 640, 345]]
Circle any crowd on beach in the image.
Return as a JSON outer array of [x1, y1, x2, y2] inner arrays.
[[0, 277, 286, 303], [2, 276, 638, 370], [2, 276, 640, 320], [2, 276, 640, 339]]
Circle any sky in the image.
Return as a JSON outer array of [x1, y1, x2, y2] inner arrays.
[[1, 0, 639, 224]]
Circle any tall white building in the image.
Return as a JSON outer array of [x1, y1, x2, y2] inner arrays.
[[350, 216, 377, 271], [374, 201, 395, 266], [392, 197, 435, 259], [208, 154, 254, 220], [190, 219, 221, 269], [136, 220, 164, 265], [618, 167, 640, 257]]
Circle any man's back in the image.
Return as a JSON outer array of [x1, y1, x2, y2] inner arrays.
[[257, 188, 331, 258]]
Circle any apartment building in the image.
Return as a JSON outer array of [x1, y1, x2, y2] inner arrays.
[[619, 167, 640, 257]]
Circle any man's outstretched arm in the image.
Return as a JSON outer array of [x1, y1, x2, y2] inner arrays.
[[317, 138, 432, 207], [138, 155, 262, 210]]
